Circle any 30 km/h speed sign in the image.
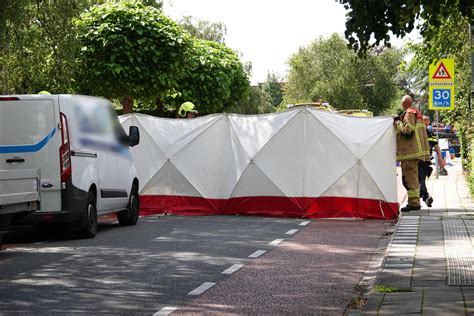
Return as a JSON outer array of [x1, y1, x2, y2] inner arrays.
[[430, 86, 454, 108], [429, 59, 455, 110]]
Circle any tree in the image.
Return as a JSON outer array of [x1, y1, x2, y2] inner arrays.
[[0, 0, 101, 94], [284, 33, 402, 115], [338, 0, 474, 55], [75, 1, 192, 111], [262, 72, 284, 107], [168, 39, 250, 115], [178, 15, 226, 44]]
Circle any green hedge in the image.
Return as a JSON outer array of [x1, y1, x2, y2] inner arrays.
[[471, 139, 474, 196]]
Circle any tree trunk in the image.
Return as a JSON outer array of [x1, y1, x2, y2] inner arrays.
[[122, 96, 133, 114]]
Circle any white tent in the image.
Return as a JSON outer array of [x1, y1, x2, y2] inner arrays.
[[120, 107, 399, 219]]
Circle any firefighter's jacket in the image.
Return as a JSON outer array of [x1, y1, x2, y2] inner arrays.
[[395, 107, 430, 161]]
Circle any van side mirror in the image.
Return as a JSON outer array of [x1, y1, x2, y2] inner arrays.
[[129, 126, 140, 147]]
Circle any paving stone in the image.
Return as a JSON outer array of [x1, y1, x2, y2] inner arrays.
[[422, 301, 465, 315], [411, 279, 447, 287], [379, 292, 422, 314], [362, 293, 384, 314], [376, 273, 411, 290]]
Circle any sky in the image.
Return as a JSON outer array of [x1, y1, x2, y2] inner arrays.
[[163, 0, 420, 85]]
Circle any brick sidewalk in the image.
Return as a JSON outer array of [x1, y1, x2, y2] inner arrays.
[[353, 159, 474, 315]]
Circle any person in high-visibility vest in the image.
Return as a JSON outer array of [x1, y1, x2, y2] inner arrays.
[[394, 95, 430, 212], [178, 101, 198, 118]]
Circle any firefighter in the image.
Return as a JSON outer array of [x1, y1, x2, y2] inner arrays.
[[394, 95, 430, 212], [178, 101, 198, 118]]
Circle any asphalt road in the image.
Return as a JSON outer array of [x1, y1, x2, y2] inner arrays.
[[0, 215, 390, 315]]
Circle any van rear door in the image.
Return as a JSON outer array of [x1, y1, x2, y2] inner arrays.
[[0, 96, 62, 213]]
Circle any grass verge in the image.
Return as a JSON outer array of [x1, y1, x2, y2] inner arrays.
[[374, 284, 410, 293]]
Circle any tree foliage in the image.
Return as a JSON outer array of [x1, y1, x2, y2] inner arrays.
[[262, 73, 284, 107], [75, 1, 191, 100], [284, 33, 402, 115], [178, 15, 227, 44], [0, 0, 100, 93], [0, 0, 251, 115], [167, 39, 250, 114], [338, 0, 474, 55]]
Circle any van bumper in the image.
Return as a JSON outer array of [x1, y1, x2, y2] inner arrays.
[[14, 209, 83, 225], [14, 182, 88, 226]]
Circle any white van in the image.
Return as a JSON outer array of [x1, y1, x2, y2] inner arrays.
[[0, 94, 140, 238]]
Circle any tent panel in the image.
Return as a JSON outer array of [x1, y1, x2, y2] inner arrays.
[[253, 112, 306, 196], [361, 127, 398, 202], [172, 117, 241, 199], [140, 161, 202, 197], [136, 113, 223, 158], [228, 121, 252, 180], [230, 162, 286, 197], [308, 108, 393, 158], [304, 112, 358, 196], [320, 165, 359, 197], [358, 164, 387, 200], [124, 119, 167, 188], [229, 110, 299, 159]]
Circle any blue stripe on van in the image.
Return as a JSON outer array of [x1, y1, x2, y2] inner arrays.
[[0, 128, 56, 154]]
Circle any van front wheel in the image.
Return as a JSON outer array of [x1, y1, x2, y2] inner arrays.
[[118, 184, 139, 226], [79, 192, 97, 239]]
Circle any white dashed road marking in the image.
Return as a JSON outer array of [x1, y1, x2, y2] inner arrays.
[[153, 307, 178, 316], [188, 282, 216, 296], [285, 229, 298, 235], [299, 221, 310, 226], [33, 240, 53, 245], [222, 264, 244, 275], [248, 250, 266, 258], [269, 238, 284, 246]]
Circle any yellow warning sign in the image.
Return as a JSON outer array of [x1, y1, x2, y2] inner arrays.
[[429, 58, 454, 83], [429, 58, 455, 110]]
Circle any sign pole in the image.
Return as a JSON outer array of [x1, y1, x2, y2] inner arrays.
[[435, 110, 439, 179]]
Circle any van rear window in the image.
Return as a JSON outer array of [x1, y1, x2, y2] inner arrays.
[[0, 100, 56, 146]]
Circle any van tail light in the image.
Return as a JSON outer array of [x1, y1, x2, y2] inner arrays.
[[59, 112, 71, 187], [0, 97, 20, 101]]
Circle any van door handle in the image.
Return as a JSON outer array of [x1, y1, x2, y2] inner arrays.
[[6, 158, 25, 163]]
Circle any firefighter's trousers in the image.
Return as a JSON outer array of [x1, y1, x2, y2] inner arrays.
[[401, 160, 420, 208]]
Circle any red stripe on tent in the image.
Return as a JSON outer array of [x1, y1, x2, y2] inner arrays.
[[140, 195, 399, 219]]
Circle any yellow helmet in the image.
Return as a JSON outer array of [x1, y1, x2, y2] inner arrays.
[[38, 91, 51, 95], [178, 101, 198, 117]]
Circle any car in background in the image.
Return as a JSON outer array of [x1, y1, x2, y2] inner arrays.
[[338, 109, 373, 117], [287, 102, 336, 112]]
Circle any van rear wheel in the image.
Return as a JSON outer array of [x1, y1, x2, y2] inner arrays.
[[117, 184, 139, 226], [79, 192, 97, 238]]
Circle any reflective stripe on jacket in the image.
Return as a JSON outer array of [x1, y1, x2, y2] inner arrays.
[[395, 107, 430, 161]]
